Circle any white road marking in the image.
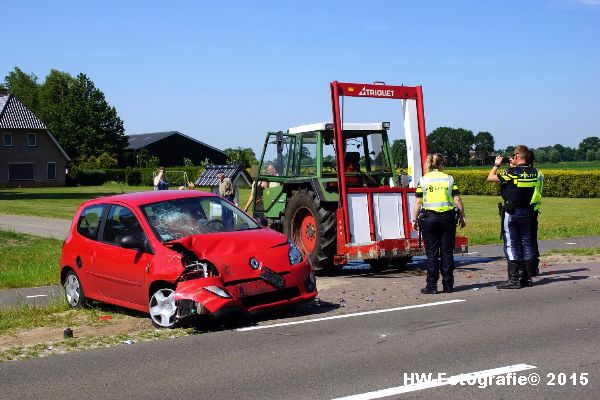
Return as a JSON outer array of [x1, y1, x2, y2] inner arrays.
[[466, 251, 479, 255], [332, 364, 537, 400], [25, 295, 48, 299], [237, 299, 466, 332], [565, 242, 577, 245]]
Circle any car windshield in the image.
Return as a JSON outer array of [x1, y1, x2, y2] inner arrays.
[[140, 196, 260, 242]]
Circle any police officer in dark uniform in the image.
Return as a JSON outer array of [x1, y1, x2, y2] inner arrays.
[[487, 145, 539, 288], [412, 153, 467, 294]]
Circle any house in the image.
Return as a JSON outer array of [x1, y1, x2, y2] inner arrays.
[[123, 131, 227, 167], [195, 164, 252, 206], [0, 91, 70, 187]]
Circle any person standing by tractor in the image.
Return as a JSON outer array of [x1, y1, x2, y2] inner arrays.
[[217, 170, 235, 230], [487, 145, 539, 288], [412, 154, 467, 294]]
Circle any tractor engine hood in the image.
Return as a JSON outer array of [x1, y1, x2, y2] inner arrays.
[[169, 229, 291, 282]]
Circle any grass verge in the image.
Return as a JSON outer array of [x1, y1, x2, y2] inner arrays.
[[0, 230, 62, 289], [545, 247, 600, 256]]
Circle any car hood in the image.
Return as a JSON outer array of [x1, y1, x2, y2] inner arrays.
[[169, 229, 293, 282]]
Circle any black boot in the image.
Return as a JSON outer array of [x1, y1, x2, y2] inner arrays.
[[521, 261, 535, 287], [531, 259, 540, 277], [497, 261, 522, 289]]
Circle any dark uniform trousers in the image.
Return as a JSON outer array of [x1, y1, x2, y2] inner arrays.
[[421, 211, 456, 289], [502, 208, 534, 263]]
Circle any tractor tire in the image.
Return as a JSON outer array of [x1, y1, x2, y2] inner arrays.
[[283, 188, 336, 271]]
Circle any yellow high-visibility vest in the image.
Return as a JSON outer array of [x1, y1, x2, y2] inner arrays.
[[417, 170, 457, 212]]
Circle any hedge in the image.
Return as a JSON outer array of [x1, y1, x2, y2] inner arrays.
[[450, 170, 600, 198], [67, 167, 205, 187]]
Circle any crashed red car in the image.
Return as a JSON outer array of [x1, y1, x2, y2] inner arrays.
[[60, 190, 317, 328]]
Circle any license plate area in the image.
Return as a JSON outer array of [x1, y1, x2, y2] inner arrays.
[[260, 267, 285, 289]]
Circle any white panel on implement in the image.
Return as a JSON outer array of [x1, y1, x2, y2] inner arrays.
[[403, 100, 423, 188], [347, 193, 372, 244], [406, 193, 419, 238], [373, 193, 404, 240]]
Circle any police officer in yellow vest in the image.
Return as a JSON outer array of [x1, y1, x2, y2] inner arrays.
[[412, 154, 467, 294]]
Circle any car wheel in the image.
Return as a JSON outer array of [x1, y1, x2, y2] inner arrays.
[[149, 287, 177, 328], [64, 270, 85, 307]]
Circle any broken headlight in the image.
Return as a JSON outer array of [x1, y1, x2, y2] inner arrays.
[[203, 286, 231, 298], [288, 240, 303, 265]]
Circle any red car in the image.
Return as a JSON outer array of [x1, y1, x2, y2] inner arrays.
[[60, 190, 317, 328]]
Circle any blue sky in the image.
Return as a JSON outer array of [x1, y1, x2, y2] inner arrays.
[[1, 0, 599, 154]]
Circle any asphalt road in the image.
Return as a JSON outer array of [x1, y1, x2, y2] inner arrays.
[[1, 269, 598, 399]]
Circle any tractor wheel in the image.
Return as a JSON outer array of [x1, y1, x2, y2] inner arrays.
[[284, 188, 336, 270]]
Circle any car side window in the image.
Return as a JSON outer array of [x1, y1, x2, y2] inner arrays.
[[76, 205, 105, 240], [103, 205, 147, 246]]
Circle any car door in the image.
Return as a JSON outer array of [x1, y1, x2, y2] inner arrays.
[[91, 204, 153, 306]]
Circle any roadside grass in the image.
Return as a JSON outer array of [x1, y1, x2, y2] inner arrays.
[[0, 230, 62, 289], [0, 297, 127, 335], [0, 327, 196, 363], [545, 247, 600, 256]]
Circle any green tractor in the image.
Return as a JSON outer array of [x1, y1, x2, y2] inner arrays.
[[250, 122, 403, 270]]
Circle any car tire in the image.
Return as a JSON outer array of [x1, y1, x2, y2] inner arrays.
[[283, 188, 336, 271], [64, 270, 85, 308], [149, 287, 178, 328]]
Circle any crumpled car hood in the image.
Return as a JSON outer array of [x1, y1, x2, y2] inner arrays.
[[169, 229, 292, 282]]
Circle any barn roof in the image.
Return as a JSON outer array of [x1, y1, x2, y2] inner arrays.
[[126, 131, 224, 155], [195, 164, 252, 187]]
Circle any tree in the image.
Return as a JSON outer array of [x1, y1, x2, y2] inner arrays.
[[37, 69, 75, 135], [427, 127, 475, 166], [596, 149, 600, 161], [578, 136, 600, 155], [473, 131, 495, 163], [391, 139, 407, 167], [136, 148, 159, 168], [223, 147, 257, 169], [3, 67, 39, 112], [549, 149, 561, 163], [533, 149, 548, 163], [57, 73, 126, 160], [585, 149, 596, 161]]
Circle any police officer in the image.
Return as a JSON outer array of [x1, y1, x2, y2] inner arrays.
[[529, 150, 544, 278], [412, 154, 466, 294], [487, 145, 539, 288]]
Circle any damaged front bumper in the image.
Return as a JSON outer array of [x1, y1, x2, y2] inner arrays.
[[173, 267, 317, 320]]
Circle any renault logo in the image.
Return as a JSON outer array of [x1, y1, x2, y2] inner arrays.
[[249, 257, 260, 270]]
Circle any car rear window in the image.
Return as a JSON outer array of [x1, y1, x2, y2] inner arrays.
[[77, 205, 105, 240]]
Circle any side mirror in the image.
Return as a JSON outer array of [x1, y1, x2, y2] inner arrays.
[[118, 234, 151, 253]]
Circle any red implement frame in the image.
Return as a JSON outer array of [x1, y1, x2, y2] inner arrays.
[[330, 81, 468, 264]]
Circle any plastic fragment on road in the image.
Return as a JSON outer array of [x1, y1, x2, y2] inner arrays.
[[123, 339, 136, 345], [99, 315, 113, 321], [471, 287, 481, 291], [339, 298, 346, 308]]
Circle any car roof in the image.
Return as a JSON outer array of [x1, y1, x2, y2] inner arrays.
[[81, 190, 216, 208]]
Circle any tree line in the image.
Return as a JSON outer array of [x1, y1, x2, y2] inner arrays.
[[391, 127, 600, 168]]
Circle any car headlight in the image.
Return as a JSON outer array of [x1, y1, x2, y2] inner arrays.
[[288, 240, 303, 265], [203, 286, 231, 298]]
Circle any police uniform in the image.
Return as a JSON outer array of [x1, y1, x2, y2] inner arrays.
[[416, 170, 459, 293], [530, 171, 544, 276], [497, 163, 539, 288]]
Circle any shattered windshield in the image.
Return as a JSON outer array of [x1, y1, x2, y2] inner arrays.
[[140, 196, 260, 242]]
